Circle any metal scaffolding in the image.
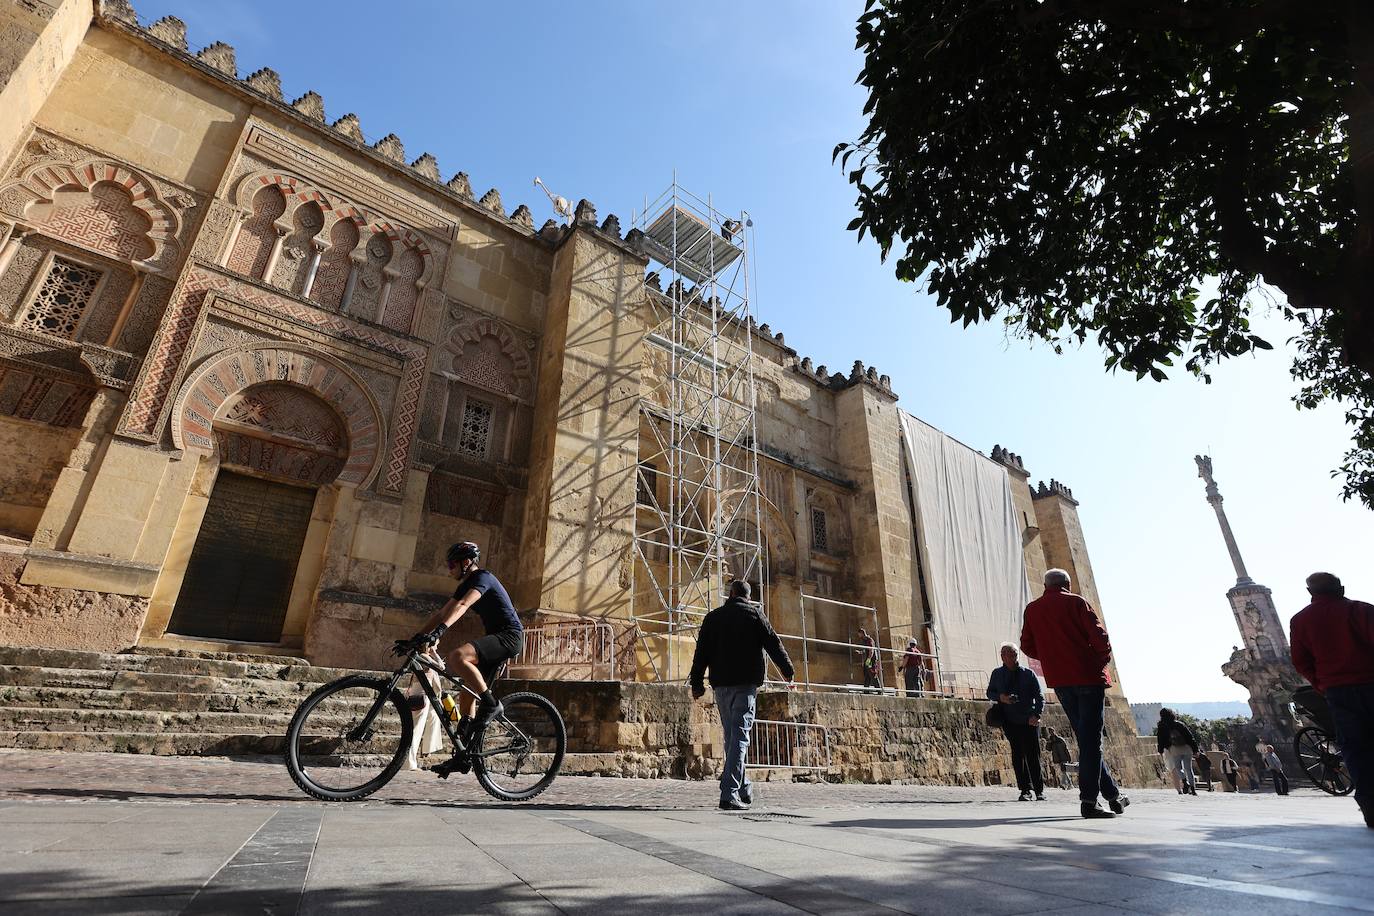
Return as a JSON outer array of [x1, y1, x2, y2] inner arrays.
[[630, 180, 765, 681]]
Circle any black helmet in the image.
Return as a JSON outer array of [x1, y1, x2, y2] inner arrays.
[[446, 541, 480, 566]]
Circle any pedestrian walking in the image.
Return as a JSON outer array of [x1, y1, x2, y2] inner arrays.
[[900, 639, 925, 697], [1290, 571, 1374, 829], [1219, 752, 1239, 792], [1155, 708, 1199, 796], [986, 643, 1046, 801], [1263, 745, 1290, 795], [1045, 727, 1074, 790], [857, 628, 881, 693], [1020, 568, 1130, 819], [689, 580, 795, 811], [1195, 750, 1214, 791]]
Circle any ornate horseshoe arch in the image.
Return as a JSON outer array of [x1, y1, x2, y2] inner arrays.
[[170, 344, 386, 488]]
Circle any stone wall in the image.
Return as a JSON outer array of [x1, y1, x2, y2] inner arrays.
[[0, 550, 147, 651], [499, 678, 1156, 787]]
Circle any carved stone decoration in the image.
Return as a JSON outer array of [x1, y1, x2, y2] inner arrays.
[[147, 16, 187, 50], [100, 0, 138, 25], [478, 188, 503, 216], [441, 314, 535, 401], [291, 91, 326, 122], [27, 137, 59, 157], [11, 160, 184, 269], [538, 220, 562, 243], [196, 41, 237, 77], [447, 173, 473, 199], [245, 68, 283, 101], [213, 382, 349, 486], [509, 204, 533, 229], [600, 214, 621, 237], [574, 199, 597, 225], [331, 113, 364, 143], [410, 153, 440, 181], [171, 344, 385, 489], [373, 134, 406, 163]]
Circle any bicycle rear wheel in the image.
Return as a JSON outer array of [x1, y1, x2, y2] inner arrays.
[[285, 674, 413, 802], [473, 691, 566, 801]]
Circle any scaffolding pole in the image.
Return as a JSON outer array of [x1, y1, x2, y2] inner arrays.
[[630, 179, 765, 682]]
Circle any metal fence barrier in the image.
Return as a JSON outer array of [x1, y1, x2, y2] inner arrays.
[[509, 622, 616, 680], [746, 719, 831, 771]]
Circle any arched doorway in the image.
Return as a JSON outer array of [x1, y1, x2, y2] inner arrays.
[[166, 383, 348, 643]]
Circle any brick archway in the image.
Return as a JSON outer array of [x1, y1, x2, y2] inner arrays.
[[170, 345, 384, 488]]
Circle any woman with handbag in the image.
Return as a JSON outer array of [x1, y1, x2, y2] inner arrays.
[[987, 643, 1046, 801]]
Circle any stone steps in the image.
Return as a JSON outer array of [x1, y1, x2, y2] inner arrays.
[[0, 644, 408, 758]]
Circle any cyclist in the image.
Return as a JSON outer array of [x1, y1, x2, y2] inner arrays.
[[405, 540, 524, 777]]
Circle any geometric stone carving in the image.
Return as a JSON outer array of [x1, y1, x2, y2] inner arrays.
[[574, 198, 597, 225], [197, 41, 237, 77], [600, 214, 621, 237], [147, 16, 187, 51], [172, 345, 384, 489], [245, 67, 283, 101], [19, 257, 103, 340], [291, 91, 326, 122], [226, 185, 286, 280], [509, 204, 533, 229], [214, 382, 349, 485]]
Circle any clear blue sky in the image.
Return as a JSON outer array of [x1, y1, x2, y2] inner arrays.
[[135, 0, 1374, 704]]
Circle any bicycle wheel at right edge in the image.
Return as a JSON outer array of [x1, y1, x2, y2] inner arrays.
[[473, 691, 566, 801], [285, 674, 414, 802]]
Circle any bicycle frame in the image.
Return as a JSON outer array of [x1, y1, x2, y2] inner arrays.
[[349, 648, 532, 763]]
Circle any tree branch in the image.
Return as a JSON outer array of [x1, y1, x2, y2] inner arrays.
[[1020, 0, 1325, 42], [1213, 181, 1337, 310]]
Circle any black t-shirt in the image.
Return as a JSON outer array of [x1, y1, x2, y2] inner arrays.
[[453, 569, 522, 634]]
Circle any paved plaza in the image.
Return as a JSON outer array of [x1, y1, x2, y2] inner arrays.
[[0, 750, 1371, 915]]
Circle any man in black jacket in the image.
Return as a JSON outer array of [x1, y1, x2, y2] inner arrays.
[[690, 580, 795, 810]]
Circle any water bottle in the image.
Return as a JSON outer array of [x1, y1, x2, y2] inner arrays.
[[440, 694, 458, 721]]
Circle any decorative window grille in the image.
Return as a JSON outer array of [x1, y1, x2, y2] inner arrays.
[[810, 507, 828, 551], [20, 256, 102, 339], [458, 399, 493, 459], [637, 462, 657, 506]]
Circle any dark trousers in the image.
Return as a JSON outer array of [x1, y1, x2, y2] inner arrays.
[[1225, 772, 1238, 791], [863, 670, 880, 692], [903, 670, 921, 697], [1327, 682, 1374, 814], [1056, 685, 1120, 804], [1004, 722, 1043, 794], [1269, 768, 1289, 795]]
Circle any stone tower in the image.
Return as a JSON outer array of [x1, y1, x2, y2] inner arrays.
[[1194, 456, 1303, 732]]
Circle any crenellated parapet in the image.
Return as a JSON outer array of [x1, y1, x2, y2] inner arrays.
[[1033, 479, 1077, 504], [990, 444, 1028, 477], [95, 1, 547, 243]]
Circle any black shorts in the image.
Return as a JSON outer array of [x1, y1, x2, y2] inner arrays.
[[471, 628, 524, 681]]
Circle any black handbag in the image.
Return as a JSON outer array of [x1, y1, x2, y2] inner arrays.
[[985, 702, 1005, 728]]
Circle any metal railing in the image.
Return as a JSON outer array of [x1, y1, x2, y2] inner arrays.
[[938, 668, 991, 700], [508, 622, 616, 680], [746, 719, 831, 771]]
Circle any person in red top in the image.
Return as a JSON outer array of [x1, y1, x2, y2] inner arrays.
[[1021, 568, 1129, 819], [1290, 572, 1374, 829]]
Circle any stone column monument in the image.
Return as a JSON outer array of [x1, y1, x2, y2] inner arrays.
[[1194, 456, 1304, 758]]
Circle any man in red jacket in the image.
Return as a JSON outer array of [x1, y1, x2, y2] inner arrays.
[[1290, 572, 1374, 829], [1021, 568, 1129, 819]]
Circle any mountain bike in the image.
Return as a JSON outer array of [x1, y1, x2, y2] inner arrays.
[[284, 639, 566, 802]]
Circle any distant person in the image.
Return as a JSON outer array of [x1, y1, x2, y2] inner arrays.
[[1195, 750, 1214, 792], [1263, 745, 1290, 796], [900, 639, 925, 697], [1290, 571, 1374, 829], [1020, 568, 1129, 819], [987, 643, 1046, 801], [858, 628, 881, 693], [1219, 752, 1239, 792], [1045, 727, 1074, 790], [1155, 708, 1199, 796], [1244, 759, 1263, 792], [689, 580, 794, 811]]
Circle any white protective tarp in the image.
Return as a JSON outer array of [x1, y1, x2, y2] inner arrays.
[[899, 411, 1032, 685]]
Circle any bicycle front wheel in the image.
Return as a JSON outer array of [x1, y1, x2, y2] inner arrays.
[[285, 675, 413, 802], [473, 691, 566, 801]]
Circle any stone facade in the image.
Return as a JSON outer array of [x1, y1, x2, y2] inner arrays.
[[0, 2, 1135, 741]]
